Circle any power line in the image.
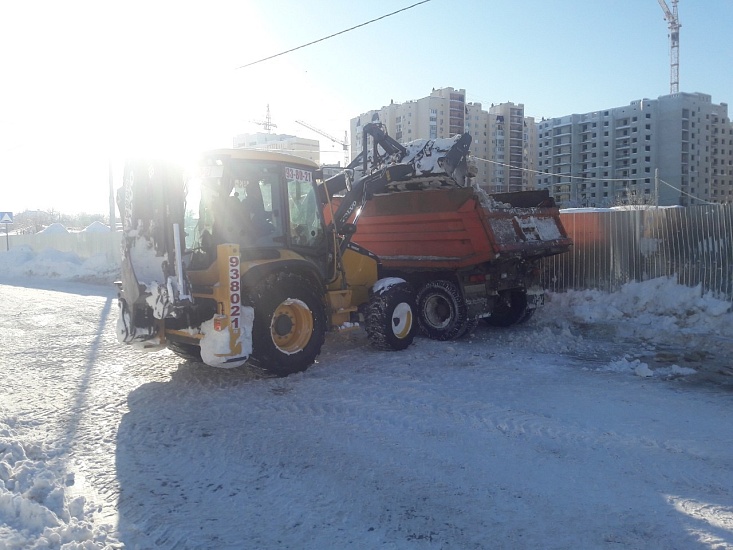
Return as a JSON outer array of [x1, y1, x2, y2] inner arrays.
[[235, 0, 433, 70], [658, 178, 716, 205], [471, 156, 718, 205], [471, 156, 634, 183]]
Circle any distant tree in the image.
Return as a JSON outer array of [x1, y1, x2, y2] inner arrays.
[[14, 210, 53, 233]]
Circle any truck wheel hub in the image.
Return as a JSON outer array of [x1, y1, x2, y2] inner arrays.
[[424, 295, 451, 329]]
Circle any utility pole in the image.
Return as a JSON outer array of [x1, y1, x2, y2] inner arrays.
[[109, 160, 117, 230], [657, 0, 681, 94]]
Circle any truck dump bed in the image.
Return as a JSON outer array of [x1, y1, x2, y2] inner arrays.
[[351, 187, 572, 270]]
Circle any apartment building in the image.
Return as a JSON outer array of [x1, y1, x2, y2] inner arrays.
[[536, 93, 733, 207], [350, 88, 536, 192], [233, 132, 320, 165]]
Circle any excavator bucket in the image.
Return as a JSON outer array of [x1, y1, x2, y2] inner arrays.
[[116, 159, 188, 348], [116, 158, 253, 368]]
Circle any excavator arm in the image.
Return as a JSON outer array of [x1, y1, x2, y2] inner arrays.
[[321, 123, 474, 253]]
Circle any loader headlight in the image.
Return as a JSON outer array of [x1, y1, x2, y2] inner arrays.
[[213, 314, 226, 331]]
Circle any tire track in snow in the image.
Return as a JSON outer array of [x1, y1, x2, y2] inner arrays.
[[250, 340, 733, 499]]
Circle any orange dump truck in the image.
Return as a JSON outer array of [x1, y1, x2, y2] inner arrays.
[[327, 123, 572, 340]]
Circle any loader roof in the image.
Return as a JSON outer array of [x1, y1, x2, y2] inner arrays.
[[202, 148, 319, 168]]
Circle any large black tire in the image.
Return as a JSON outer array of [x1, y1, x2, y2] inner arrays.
[[458, 318, 479, 338], [365, 282, 417, 351], [416, 280, 472, 341], [485, 290, 531, 327], [167, 341, 203, 362], [249, 272, 326, 377]]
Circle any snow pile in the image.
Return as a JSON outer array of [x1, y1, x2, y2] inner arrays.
[[539, 276, 732, 378], [0, 420, 118, 548], [601, 356, 697, 378], [199, 308, 255, 367], [38, 223, 69, 235], [0, 246, 120, 284], [544, 275, 732, 340], [81, 222, 110, 233]]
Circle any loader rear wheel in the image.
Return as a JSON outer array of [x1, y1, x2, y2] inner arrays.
[[167, 342, 202, 362], [416, 280, 471, 341], [485, 290, 531, 327], [250, 272, 326, 377], [365, 282, 417, 351]]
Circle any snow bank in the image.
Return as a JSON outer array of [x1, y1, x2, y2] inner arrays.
[[0, 246, 120, 284], [38, 223, 69, 235], [538, 275, 732, 378], [601, 356, 698, 378], [81, 222, 110, 233], [544, 276, 732, 340]]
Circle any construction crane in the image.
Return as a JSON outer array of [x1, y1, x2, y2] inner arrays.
[[657, 0, 681, 94], [251, 104, 278, 133], [295, 120, 350, 167]]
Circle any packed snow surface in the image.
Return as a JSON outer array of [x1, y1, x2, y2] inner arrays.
[[1, 248, 733, 549]]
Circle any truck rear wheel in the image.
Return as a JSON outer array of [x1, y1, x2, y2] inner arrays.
[[485, 290, 531, 327], [365, 282, 417, 351], [250, 272, 326, 377], [416, 280, 471, 341]]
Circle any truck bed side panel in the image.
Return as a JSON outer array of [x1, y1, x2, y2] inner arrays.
[[352, 188, 571, 270]]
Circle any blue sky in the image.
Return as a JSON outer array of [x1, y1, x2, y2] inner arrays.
[[1, 0, 731, 214]]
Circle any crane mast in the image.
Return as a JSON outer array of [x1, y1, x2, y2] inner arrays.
[[251, 104, 278, 133], [657, 0, 680, 94]]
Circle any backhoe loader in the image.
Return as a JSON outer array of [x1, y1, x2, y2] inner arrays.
[[116, 125, 569, 376]]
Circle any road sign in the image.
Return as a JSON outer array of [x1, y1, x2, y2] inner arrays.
[[0, 212, 12, 224]]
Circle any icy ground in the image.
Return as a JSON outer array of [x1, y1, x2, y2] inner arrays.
[[1, 247, 733, 549]]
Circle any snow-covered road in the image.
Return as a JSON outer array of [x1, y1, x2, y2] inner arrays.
[[1, 277, 733, 549]]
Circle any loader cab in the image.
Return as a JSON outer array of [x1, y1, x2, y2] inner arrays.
[[188, 149, 330, 277]]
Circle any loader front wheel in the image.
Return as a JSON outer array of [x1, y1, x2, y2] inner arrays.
[[250, 272, 326, 377], [416, 280, 471, 341], [365, 282, 417, 351]]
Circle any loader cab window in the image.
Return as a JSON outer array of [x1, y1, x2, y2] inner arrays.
[[286, 166, 325, 248]]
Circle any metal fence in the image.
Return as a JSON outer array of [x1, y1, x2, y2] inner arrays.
[[5, 207, 733, 302], [542, 205, 733, 301], [6, 231, 122, 264]]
